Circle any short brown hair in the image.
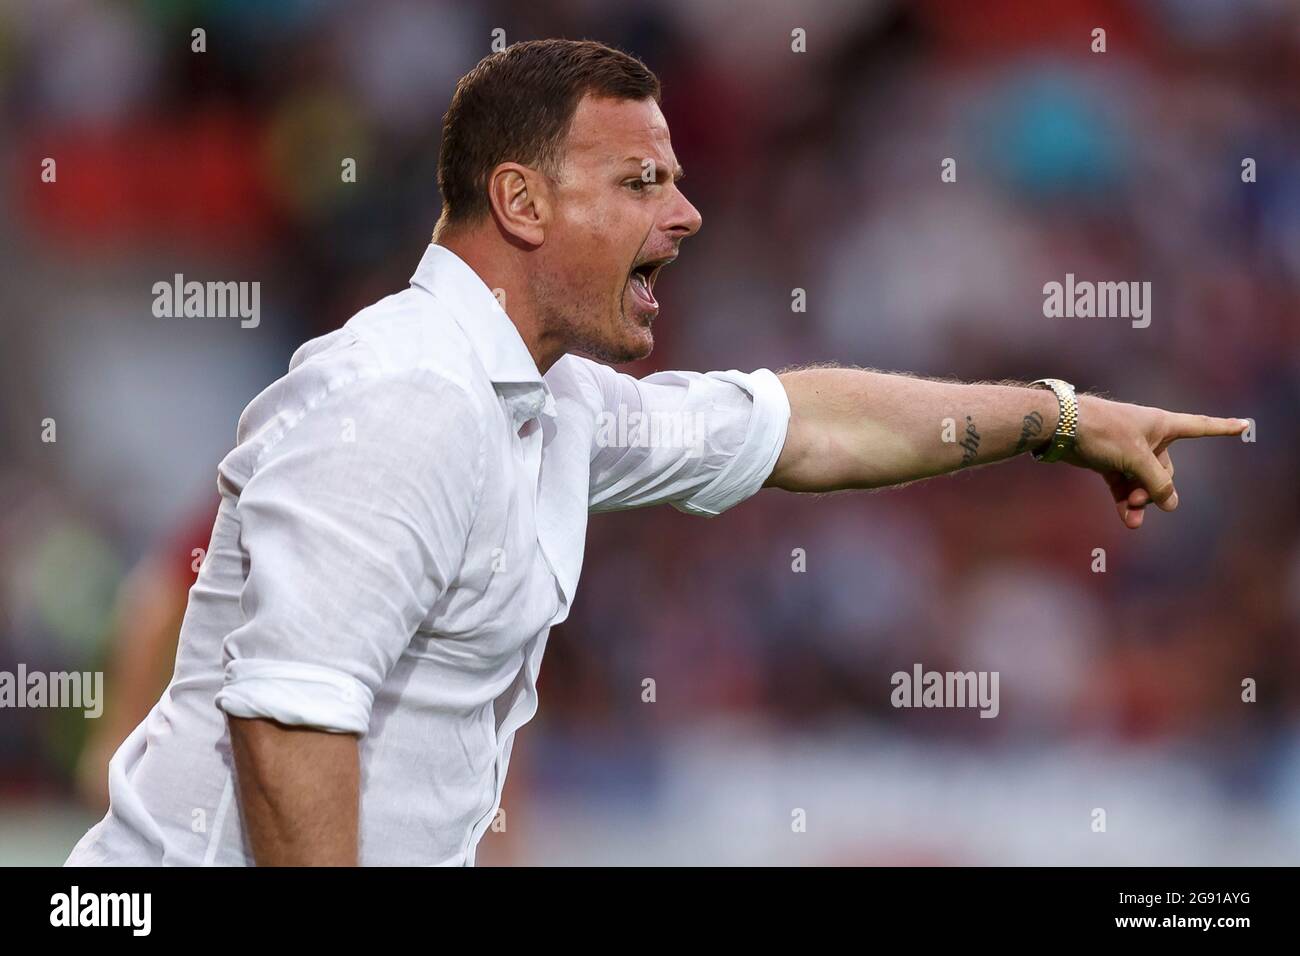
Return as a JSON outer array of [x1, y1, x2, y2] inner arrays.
[[436, 39, 661, 226]]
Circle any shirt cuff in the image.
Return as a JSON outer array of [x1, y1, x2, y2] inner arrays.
[[215, 659, 373, 735], [674, 367, 791, 517]]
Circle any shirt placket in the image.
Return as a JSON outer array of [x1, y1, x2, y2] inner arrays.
[[464, 401, 549, 863]]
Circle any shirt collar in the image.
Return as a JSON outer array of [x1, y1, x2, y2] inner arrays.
[[410, 243, 556, 426]]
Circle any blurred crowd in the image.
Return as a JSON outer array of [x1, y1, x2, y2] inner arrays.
[[0, 0, 1297, 864]]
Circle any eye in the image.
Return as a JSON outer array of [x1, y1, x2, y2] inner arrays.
[[624, 178, 657, 194]]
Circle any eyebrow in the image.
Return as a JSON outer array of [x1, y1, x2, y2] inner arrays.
[[622, 157, 685, 182]]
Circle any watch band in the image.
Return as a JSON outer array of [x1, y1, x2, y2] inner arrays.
[[1029, 378, 1078, 463]]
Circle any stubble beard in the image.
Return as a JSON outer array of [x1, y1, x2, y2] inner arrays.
[[542, 279, 653, 366]]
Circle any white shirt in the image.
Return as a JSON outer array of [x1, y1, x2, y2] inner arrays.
[[66, 244, 790, 866]]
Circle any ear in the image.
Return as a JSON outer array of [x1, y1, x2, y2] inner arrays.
[[486, 162, 549, 247]]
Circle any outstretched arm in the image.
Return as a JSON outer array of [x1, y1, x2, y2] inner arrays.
[[766, 367, 1248, 529]]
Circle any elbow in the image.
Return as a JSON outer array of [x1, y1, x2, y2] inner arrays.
[[766, 414, 855, 492]]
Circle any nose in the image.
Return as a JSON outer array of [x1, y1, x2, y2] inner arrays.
[[665, 186, 702, 240]]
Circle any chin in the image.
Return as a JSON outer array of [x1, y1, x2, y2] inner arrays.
[[591, 337, 652, 365], [568, 294, 658, 363], [619, 322, 655, 362], [579, 315, 654, 364]]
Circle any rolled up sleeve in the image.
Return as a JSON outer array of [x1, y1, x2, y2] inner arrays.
[[584, 361, 791, 516], [214, 371, 483, 734]]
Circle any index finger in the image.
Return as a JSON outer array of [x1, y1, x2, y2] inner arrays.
[[1165, 412, 1250, 439]]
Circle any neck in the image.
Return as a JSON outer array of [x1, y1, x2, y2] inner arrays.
[[434, 227, 567, 374]]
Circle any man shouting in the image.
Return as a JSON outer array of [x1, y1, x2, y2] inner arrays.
[[68, 39, 1247, 866]]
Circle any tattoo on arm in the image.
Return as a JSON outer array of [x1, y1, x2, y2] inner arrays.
[[959, 415, 981, 466], [1013, 410, 1045, 455]]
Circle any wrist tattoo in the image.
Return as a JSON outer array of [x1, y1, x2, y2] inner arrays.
[[1013, 410, 1045, 455], [959, 415, 981, 466]]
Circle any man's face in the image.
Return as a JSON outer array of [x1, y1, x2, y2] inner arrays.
[[537, 94, 702, 364]]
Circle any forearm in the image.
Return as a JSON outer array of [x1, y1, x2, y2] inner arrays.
[[228, 716, 360, 866], [767, 368, 1060, 492]]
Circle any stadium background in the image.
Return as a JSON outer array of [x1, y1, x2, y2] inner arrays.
[[1, 0, 1297, 865]]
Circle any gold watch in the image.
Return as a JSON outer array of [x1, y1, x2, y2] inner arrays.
[[1029, 378, 1078, 463]]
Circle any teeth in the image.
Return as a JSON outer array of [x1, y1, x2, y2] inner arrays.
[[630, 270, 656, 306]]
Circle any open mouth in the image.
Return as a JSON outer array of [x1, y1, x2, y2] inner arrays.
[[627, 254, 676, 312]]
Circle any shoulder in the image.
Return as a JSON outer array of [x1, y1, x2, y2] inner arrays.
[[229, 292, 495, 471], [342, 288, 484, 397], [546, 353, 621, 411]]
